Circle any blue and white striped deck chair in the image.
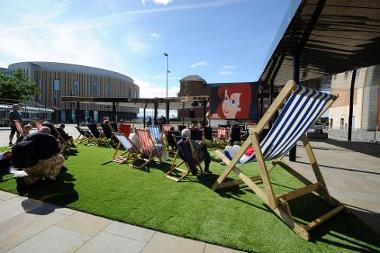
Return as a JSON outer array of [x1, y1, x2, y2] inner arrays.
[[212, 80, 344, 240], [112, 133, 137, 164], [148, 126, 162, 144]]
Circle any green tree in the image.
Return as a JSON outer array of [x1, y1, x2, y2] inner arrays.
[[0, 69, 39, 102]]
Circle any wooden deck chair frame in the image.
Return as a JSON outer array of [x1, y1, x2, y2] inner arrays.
[[112, 132, 138, 164], [212, 80, 344, 240], [134, 128, 163, 169], [166, 136, 204, 181]]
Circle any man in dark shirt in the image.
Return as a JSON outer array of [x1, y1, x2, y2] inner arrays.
[[12, 132, 64, 185], [8, 104, 22, 146]]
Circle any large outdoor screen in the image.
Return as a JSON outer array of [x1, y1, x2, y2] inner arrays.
[[208, 82, 258, 121]]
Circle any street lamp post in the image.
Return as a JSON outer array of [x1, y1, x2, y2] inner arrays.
[[164, 53, 169, 98]]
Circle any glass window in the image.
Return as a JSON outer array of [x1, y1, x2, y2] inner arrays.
[[53, 79, 60, 91], [90, 83, 97, 96], [38, 79, 43, 100], [72, 80, 79, 96], [106, 85, 111, 97]]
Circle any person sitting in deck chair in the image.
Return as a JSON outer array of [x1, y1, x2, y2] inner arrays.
[[180, 129, 212, 174], [57, 124, 76, 147], [10, 131, 64, 186]]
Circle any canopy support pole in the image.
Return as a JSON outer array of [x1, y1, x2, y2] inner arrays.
[[112, 102, 116, 122], [348, 69, 357, 141], [203, 101, 207, 126], [154, 102, 158, 126], [289, 53, 300, 162], [166, 101, 170, 124], [143, 103, 147, 128], [182, 102, 185, 126]]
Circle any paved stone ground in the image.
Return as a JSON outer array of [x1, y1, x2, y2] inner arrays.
[[0, 125, 379, 252], [285, 139, 380, 235], [0, 191, 244, 253]]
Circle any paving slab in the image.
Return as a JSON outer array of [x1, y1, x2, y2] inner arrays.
[[75, 231, 146, 253], [0, 197, 37, 223], [55, 211, 112, 237], [0, 211, 67, 253], [104, 221, 155, 242], [5, 226, 89, 253], [141, 232, 205, 253], [0, 191, 16, 201], [204, 244, 246, 253]]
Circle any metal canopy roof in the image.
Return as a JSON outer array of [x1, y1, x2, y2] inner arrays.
[[259, 0, 380, 87], [61, 96, 204, 110]]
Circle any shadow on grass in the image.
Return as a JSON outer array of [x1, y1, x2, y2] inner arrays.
[[63, 148, 79, 159], [216, 185, 380, 252], [17, 166, 78, 214]]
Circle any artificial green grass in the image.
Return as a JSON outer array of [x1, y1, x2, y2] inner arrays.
[[1, 145, 379, 252]]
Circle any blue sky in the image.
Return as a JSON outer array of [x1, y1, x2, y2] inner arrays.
[[0, 0, 298, 97]]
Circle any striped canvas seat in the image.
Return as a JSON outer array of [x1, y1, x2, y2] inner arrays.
[[112, 132, 136, 164], [213, 80, 344, 240], [148, 126, 161, 143], [240, 85, 335, 163], [13, 120, 26, 136], [114, 133, 134, 150], [217, 128, 228, 140], [135, 128, 163, 168]]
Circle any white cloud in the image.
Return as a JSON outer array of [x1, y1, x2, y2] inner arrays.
[[219, 64, 236, 75], [149, 32, 160, 38], [4, 0, 245, 33], [219, 71, 233, 75], [125, 37, 148, 53], [153, 0, 174, 5], [190, 61, 207, 68], [0, 25, 127, 75], [141, 0, 174, 5], [222, 64, 236, 70], [134, 78, 179, 98], [0, 0, 71, 26]]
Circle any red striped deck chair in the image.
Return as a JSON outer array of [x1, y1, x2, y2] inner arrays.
[[13, 120, 26, 137], [215, 127, 229, 146], [212, 80, 344, 240], [135, 128, 163, 169], [112, 133, 137, 164]]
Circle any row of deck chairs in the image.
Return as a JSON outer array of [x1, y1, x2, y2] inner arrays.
[[75, 122, 126, 147], [13, 120, 74, 152], [112, 127, 164, 169]]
